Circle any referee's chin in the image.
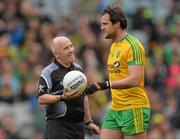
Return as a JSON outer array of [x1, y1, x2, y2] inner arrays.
[[68, 56, 75, 64], [71, 57, 75, 63]]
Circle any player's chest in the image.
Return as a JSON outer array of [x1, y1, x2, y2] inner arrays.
[[108, 47, 128, 67]]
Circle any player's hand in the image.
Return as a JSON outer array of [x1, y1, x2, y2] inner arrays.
[[88, 122, 100, 135], [83, 81, 111, 95], [61, 89, 82, 100]]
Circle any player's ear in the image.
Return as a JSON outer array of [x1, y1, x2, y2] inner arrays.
[[114, 21, 120, 29]]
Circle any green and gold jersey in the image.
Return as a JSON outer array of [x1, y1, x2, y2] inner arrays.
[[107, 34, 150, 110]]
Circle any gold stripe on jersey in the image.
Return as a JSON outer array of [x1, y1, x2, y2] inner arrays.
[[107, 34, 150, 110]]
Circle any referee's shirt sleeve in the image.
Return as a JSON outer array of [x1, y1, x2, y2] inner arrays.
[[37, 76, 48, 98]]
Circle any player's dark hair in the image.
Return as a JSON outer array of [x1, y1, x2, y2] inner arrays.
[[102, 5, 127, 29]]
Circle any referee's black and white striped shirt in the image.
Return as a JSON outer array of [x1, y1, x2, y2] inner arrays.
[[37, 59, 85, 122]]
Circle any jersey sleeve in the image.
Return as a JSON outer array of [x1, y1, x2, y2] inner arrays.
[[37, 69, 52, 97], [126, 44, 144, 66], [37, 76, 48, 97], [126, 35, 144, 66]]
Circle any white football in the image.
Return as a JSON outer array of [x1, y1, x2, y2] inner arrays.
[[63, 70, 87, 93]]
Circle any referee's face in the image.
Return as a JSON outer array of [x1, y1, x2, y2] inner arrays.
[[56, 39, 75, 65]]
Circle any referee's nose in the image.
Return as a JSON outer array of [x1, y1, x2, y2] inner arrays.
[[69, 45, 74, 53]]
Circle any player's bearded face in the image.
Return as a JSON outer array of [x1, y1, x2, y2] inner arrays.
[[105, 28, 116, 39], [101, 14, 115, 39]]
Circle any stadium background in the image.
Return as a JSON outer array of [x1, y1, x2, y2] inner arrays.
[[0, 0, 179, 138]]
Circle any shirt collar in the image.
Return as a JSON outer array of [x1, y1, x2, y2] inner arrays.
[[53, 59, 73, 69]]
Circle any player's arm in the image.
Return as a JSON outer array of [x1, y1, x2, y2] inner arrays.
[[83, 65, 142, 95], [112, 42, 144, 89], [84, 45, 144, 95], [84, 96, 100, 134], [111, 65, 142, 89]]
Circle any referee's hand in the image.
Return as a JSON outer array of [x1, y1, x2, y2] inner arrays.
[[62, 89, 82, 100], [87, 122, 100, 135]]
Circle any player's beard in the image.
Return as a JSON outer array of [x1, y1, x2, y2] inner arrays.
[[105, 31, 115, 39]]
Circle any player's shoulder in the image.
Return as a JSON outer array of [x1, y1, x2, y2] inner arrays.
[[123, 34, 134, 42], [125, 34, 144, 48], [126, 34, 138, 39]]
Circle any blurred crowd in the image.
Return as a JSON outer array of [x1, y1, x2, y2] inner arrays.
[[0, 0, 179, 139]]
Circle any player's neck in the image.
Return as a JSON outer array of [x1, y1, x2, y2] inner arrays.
[[114, 30, 127, 43]]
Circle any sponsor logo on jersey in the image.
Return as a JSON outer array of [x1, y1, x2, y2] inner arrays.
[[114, 60, 120, 67], [108, 60, 121, 73]]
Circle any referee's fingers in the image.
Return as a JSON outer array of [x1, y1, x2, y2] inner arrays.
[[71, 91, 82, 98]]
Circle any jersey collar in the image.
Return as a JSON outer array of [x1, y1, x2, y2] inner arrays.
[[53, 59, 73, 69]]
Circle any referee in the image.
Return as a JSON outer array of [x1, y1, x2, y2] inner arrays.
[[37, 36, 100, 139]]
